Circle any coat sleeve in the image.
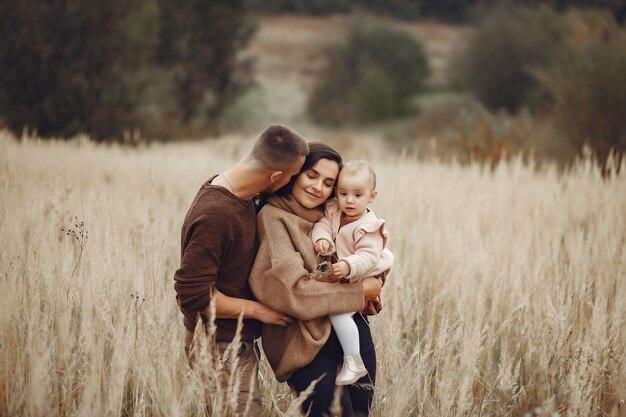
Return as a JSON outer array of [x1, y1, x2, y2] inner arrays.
[[250, 210, 365, 321]]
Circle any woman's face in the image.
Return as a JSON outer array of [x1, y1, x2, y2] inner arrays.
[[291, 158, 340, 209]]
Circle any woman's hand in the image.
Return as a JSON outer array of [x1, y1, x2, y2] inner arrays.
[[361, 277, 382, 302]]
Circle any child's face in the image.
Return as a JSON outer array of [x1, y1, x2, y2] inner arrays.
[[336, 171, 377, 220]]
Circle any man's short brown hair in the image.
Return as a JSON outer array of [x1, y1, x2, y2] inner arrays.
[[248, 125, 309, 170]]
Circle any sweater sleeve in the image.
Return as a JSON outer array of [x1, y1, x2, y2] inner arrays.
[[173, 215, 228, 319], [341, 219, 387, 281], [251, 211, 364, 321]]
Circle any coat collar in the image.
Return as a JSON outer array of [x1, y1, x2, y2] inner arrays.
[[266, 194, 324, 223]]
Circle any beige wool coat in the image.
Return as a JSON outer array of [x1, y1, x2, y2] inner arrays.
[[249, 195, 366, 382]]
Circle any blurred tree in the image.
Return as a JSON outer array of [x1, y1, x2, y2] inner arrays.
[[420, 0, 474, 22], [253, 0, 475, 21], [251, 0, 351, 15], [360, 0, 475, 21], [157, 0, 256, 134], [308, 24, 429, 125], [447, 6, 568, 113], [253, 0, 624, 24], [511, 0, 626, 24], [536, 14, 626, 164], [0, 0, 158, 140]]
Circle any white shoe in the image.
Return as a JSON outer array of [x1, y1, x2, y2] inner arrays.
[[335, 353, 368, 385]]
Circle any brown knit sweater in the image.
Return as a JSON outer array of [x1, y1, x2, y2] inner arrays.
[[249, 194, 365, 382], [174, 178, 261, 342]]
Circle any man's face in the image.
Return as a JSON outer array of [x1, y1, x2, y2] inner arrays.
[[266, 155, 306, 193]]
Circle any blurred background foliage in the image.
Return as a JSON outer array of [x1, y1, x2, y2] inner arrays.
[[0, 0, 625, 165], [254, 0, 626, 23], [0, 0, 255, 141], [447, 6, 569, 114], [156, 0, 256, 137], [308, 24, 429, 125], [0, 0, 159, 140], [445, 6, 626, 164]]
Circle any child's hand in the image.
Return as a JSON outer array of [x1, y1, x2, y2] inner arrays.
[[314, 239, 332, 255], [320, 274, 343, 283], [331, 261, 350, 279]]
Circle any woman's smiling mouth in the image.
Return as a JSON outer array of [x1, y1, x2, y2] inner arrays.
[[305, 190, 321, 199]]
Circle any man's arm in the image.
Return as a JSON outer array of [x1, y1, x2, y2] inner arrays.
[[206, 290, 295, 326], [174, 216, 226, 317], [175, 214, 294, 327]]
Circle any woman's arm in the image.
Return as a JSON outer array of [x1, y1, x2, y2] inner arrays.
[[250, 210, 375, 321]]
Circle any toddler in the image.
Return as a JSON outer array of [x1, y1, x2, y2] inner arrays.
[[311, 160, 393, 385]]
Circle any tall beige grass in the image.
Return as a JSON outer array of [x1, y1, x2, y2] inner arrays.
[[1, 131, 624, 417]]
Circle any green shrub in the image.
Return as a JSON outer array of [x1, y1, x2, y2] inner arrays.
[[348, 66, 397, 121], [308, 24, 429, 125], [447, 6, 568, 113]]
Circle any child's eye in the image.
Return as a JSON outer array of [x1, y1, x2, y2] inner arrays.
[[356, 194, 362, 197], [307, 174, 315, 179]]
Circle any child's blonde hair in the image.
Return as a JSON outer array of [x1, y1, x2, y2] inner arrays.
[[340, 160, 376, 191]]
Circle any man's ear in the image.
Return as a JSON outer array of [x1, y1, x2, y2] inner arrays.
[[269, 170, 283, 184], [369, 190, 378, 203]]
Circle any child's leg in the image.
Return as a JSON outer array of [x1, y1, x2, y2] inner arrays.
[[330, 312, 367, 385], [329, 313, 360, 356]]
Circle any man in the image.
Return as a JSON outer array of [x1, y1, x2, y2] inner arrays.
[[174, 124, 308, 416]]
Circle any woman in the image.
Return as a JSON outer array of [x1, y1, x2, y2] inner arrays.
[[250, 142, 383, 417]]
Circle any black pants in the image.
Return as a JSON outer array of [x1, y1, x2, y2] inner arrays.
[[288, 314, 376, 417]]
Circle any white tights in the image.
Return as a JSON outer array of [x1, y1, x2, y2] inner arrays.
[[329, 312, 360, 356]]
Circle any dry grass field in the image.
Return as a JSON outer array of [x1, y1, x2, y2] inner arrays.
[[1, 130, 625, 417]]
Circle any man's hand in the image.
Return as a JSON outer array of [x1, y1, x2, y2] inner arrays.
[[248, 301, 296, 327], [331, 261, 350, 279], [209, 290, 295, 327], [314, 239, 332, 255]]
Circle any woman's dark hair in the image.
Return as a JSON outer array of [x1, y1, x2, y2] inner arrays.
[[276, 141, 342, 198]]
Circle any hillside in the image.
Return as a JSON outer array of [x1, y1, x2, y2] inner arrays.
[[242, 14, 466, 126]]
